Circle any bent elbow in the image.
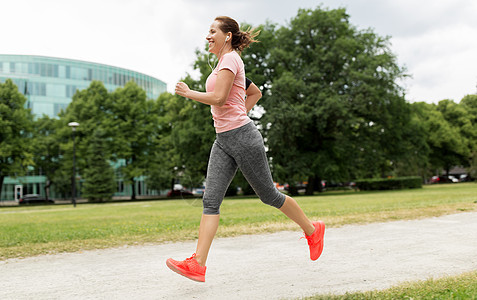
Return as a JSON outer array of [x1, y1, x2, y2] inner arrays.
[[215, 96, 227, 107]]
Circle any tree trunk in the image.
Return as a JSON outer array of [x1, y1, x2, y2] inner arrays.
[[0, 175, 4, 200], [288, 185, 299, 196], [131, 177, 136, 201], [44, 180, 51, 201], [306, 176, 324, 194], [305, 176, 315, 195]]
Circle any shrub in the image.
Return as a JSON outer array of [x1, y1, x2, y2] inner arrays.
[[355, 176, 422, 191]]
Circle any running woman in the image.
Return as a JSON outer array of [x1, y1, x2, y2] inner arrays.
[[167, 16, 325, 282]]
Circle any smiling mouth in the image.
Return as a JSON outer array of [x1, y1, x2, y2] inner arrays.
[[208, 42, 214, 50]]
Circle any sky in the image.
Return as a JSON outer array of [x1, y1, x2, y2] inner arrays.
[[1, 0, 476, 103]]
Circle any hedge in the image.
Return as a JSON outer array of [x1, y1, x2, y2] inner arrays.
[[355, 176, 422, 191]]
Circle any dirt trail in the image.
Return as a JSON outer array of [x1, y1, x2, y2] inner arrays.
[[1, 212, 476, 299]]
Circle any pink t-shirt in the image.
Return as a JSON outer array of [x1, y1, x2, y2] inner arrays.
[[205, 51, 251, 133]]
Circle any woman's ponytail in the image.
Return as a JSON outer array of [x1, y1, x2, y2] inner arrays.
[[215, 16, 260, 53], [233, 28, 260, 53]]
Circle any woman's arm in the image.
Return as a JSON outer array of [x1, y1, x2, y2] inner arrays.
[[175, 69, 235, 107], [245, 82, 262, 112]]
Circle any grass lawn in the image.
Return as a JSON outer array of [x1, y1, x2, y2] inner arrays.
[[305, 270, 477, 300], [0, 183, 476, 260]]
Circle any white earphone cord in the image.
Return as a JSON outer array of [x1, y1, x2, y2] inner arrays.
[[208, 36, 230, 71]]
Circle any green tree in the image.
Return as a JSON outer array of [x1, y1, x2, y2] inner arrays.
[[241, 21, 279, 107], [0, 79, 34, 199], [110, 81, 160, 200], [59, 80, 168, 200], [412, 102, 464, 176], [394, 103, 430, 179], [461, 94, 477, 124], [82, 128, 116, 202], [58, 81, 112, 199], [145, 92, 178, 192], [59, 81, 113, 170], [436, 99, 473, 174], [460, 94, 477, 178], [259, 7, 410, 194], [51, 165, 74, 199], [31, 115, 62, 201]]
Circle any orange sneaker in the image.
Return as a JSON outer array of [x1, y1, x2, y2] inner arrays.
[[304, 221, 325, 261], [166, 253, 206, 282]]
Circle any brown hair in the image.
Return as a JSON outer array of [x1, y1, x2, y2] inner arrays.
[[215, 16, 260, 53]]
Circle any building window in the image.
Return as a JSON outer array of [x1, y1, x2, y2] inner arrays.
[[19, 62, 28, 74], [66, 85, 78, 97], [40, 63, 47, 76], [47, 84, 65, 97], [71, 67, 87, 80], [10, 62, 16, 73], [28, 82, 47, 96], [52, 64, 59, 77], [28, 63, 38, 74]]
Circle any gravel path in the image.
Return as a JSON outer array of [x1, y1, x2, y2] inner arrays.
[[1, 212, 477, 299]]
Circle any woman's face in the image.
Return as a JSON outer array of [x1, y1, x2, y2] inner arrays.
[[206, 20, 228, 55]]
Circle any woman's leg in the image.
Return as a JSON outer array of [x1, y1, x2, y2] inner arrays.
[[228, 124, 316, 236], [195, 214, 220, 266], [195, 141, 238, 266], [166, 141, 237, 281], [279, 196, 315, 236]]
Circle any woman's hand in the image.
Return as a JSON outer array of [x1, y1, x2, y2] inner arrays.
[[245, 82, 262, 112], [175, 82, 190, 98]]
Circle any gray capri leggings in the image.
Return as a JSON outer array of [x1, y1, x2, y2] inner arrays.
[[203, 121, 286, 215]]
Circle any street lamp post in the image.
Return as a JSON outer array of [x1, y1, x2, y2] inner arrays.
[[68, 122, 80, 207]]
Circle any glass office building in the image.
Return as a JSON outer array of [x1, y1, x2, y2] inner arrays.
[[0, 54, 166, 118], [0, 54, 167, 202]]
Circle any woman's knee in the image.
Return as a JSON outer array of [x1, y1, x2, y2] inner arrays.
[[260, 191, 286, 209], [202, 198, 221, 215]]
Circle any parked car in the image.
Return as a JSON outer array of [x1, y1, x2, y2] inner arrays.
[[430, 176, 457, 184], [448, 175, 459, 183], [19, 194, 54, 205], [192, 187, 205, 196]]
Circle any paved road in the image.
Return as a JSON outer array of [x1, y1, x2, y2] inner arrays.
[[1, 212, 477, 299]]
